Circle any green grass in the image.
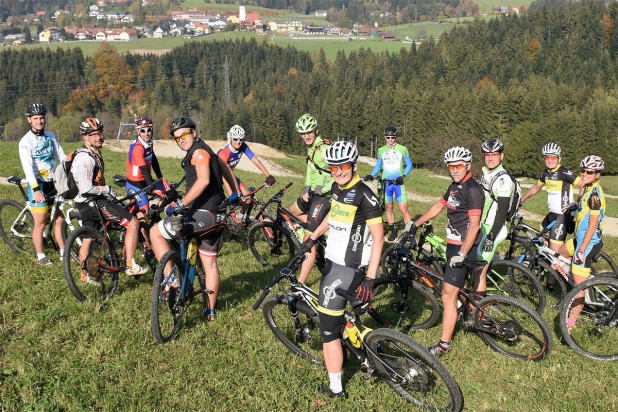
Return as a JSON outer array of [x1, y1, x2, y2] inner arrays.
[[2, 142, 618, 410]]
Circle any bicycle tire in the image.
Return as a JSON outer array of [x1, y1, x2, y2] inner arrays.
[[151, 250, 186, 343], [63, 226, 119, 302], [262, 294, 324, 364], [591, 250, 618, 277], [365, 328, 464, 411], [248, 221, 299, 269], [486, 260, 546, 313], [381, 243, 443, 278], [535, 260, 568, 309], [559, 277, 618, 361], [370, 278, 440, 331], [474, 294, 552, 361], [0, 199, 34, 254]]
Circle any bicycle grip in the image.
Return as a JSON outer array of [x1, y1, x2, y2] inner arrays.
[[253, 289, 269, 310], [284, 182, 293, 190]]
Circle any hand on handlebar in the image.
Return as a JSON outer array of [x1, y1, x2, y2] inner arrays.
[[449, 252, 465, 268], [363, 174, 374, 182], [165, 200, 184, 217], [356, 278, 375, 303], [265, 175, 276, 187]]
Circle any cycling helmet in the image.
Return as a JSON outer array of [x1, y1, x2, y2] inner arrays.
[[444, 146, 472, 164], [295, 114, 318, 133], [481, 138, 504, 153], [384, 125, 398, 137], [227, 125, 245, 141], [135, 117, 153, 129], [324, 140, 359, 166], [580, 155, 604, 171], [25, 103, 47, 117], [542, 143, 561, 156], [169, 116, 196, 136], [79, 118, 104, 134]]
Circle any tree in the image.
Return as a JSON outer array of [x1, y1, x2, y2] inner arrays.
[[23, 25, 32, 43]]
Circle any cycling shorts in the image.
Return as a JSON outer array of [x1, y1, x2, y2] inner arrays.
[[158, 208, 227, 257], [76, 199, 133, 229], [477, 224, 508, 263], [317, 260, 365, 343], [295, 194, 331, 234], [27, 181, 56, 213], [125, 181, 165, 209], [541, 212, 572, 244], [384, 181, 408, 204], [444, 243, 481, 288], [566, 238, 603, 278]]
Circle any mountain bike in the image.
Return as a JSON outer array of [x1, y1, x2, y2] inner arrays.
[[63, 180, 170, 302], [225, 184, 271, 240], [0, 175, 82, 255], [253, 253, 464, 411], [559, 275, 618, 361], [381, 224, 546, 313]]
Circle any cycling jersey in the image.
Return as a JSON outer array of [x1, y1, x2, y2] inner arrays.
[[217, 142, 255, 170], [72, 146, 106, 204], [18, 130, 66, 187], [304, 136, 334, 196], [370, 144, 413, 180], [181, 140, 226, 212], [125, 136, 163, 186], [574, 182, 605, 245], [538, 165, 580, 214], [439, 173, 485, 245], [480, 164, 514, 227], [325, 176, 382, 268]]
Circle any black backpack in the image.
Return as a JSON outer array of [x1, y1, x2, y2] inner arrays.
[[486, 170, 522, 221]]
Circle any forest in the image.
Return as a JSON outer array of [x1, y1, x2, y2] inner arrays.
[[0, 0, 618, 175]]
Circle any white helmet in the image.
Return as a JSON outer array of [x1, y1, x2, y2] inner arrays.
[[325, 140, 359, 165], [580, 155, 604, 171], [444, 146, 472, 164], [542, 143, 561, 156], [227, 125, 245, 142]]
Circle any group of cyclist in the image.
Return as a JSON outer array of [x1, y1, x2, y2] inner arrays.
[[17, 105, 608, 398]]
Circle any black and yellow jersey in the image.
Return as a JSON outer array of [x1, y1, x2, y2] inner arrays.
[[539, 165, 580, 214], [325, 176, 383, 268]]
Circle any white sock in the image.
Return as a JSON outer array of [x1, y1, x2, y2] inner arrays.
[[328, 371, 343, 393], [59, 249, 64, 258], [37, 253, 46, 260]]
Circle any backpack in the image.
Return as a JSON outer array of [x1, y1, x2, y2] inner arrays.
[[53, 148, 86, 199], [306, 138, 332, 174], [486, 170, 521, 221]]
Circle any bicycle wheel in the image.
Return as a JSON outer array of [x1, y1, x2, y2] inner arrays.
[[559, 277, 618, 360], [0, 199, 34, 254], [248, 221, 299, 269], [474, 295, 552, 361], [590, 250, 618, 277], [381, 244, 443, 278], [151, 250, 186, 343], [365, 328, 464, 411], [262, 294, 324, 364], [486, 260, 546, 313], [60, 209, 82, 243], [370, 278, 440, 332], [63, 226, 119, 302]]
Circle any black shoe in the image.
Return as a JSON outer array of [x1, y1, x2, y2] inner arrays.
[[388, 228, 398, 242], [317, 384, 347, 399], [428, 342, 451, 358]]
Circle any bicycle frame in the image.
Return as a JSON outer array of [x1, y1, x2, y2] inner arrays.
[[175, 236, 208, 308], [254, 183, 306, 242]]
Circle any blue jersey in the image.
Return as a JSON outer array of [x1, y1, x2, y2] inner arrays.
[[217, 142, 255, 170]]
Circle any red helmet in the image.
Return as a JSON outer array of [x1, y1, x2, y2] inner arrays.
[[135, 117, 153, 129]]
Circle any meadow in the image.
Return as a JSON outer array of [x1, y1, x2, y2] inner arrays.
[[1, 141, 617, 411]]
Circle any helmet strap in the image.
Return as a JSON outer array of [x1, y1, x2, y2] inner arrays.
[[31, 127, 45, 136], [137, 135, 151, 149]]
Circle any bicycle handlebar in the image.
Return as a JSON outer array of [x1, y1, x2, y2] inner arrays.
[[252, 251, 305, 310], [335, 288, 370, 314]]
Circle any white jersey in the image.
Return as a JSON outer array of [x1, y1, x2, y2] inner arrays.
[[18, 130, 66, 187], [480, 165, 514, 226]]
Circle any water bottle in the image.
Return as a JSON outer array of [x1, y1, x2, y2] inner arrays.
[[187, 238, 198, 265], [346, 321, 362, 348]]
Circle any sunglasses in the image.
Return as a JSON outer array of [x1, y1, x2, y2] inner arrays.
[[544, 155, 559, 161], [329, 163, 354, 173], [139, 128, 153, 134], [174, 131, 193, 142], [580, 169, 598, 175], [232, 138, 243, 143], [87, 131, 103, 137], [483, 152, 501, 157], [385, 136, 396, 140], [447, 164, 467, 171]]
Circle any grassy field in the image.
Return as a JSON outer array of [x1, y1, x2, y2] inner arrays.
[[1, 141, 618, 411]]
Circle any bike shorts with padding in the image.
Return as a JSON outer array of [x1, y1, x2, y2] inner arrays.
[[384, 182, 408, 204], [566, 238, 603, 278], [158, 208, 227, 257], [27, 181, 56, 213], [295, 194, 331, 234]]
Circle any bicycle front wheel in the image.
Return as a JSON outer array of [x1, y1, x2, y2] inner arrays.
[[0, 199, 34, 254], [262, 295, 324, 364], [590, 250, 618, 277], [474, 295, 552, 361], [365, 328, 464, 411], [559, 277, 618, 361], [63, 226, 119, 302], [486, 260, 546, 313], [151, 250, 186, 343], [248, 221, 299, 269], [370, 278, 440, 332]]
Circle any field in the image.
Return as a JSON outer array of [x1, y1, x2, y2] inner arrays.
[[1, 141, 618, 411]]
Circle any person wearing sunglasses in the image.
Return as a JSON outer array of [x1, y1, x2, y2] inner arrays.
[[19, 103, 67, 266], [289, 113, 334, 284], [300, 140, 383, 398], [559, 155, 606, 329], [364, 124, 413, 241], [149, 117, 241, 321], [125, 117, 169, 220], [217, 124, 276, 212], [72, 118, 149, 279], [520, 143, 581, 260], [404, 146, 484, 357]]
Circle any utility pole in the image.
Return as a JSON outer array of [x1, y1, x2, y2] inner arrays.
[[224, 55, 230, 105]]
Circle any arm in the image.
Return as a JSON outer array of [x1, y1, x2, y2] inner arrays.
[[402, 154, 412, 177], [151, 153, 163, 179], [370, 158, 383, 177], [365, 221, 384, 279], [250, 155, 271, 177], [488, 197, 510, 237], [578, 214, 599, 253], [460, 213, 481, 256], [18, 141, 39, 188], [521, 181, 543, 203], [53, 135, 67, 163], [218, 156, 240, 194], [73, 154, 109, 197], [412, 201, 446, 228], [181, 150, 211, 207]]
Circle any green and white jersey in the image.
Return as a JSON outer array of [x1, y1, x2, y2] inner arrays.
[[372, 144, 412, 180], [480, 164, 514, 227], [304, 136, 334, 196]]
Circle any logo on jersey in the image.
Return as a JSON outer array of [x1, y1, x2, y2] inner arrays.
[[447, 190, 461, 208], [311, 203, 323, 219], [351, 229, 362, 252], [554, 224, 564, 237], [363, 193, 378, 207], [330, 204, 350, 218], [344, 191, 356, 204], [322, 279, 342, 306]]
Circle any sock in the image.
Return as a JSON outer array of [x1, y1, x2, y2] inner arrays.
[[37, 253, 46, 260], [59, 249, 64, 258], [328, 371, 343, 394]]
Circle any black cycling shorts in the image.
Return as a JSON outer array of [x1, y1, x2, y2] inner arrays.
[[295, 194, 331, 234], [541, 212, 572, 243], [76, 198, 133, 229], [443, 243, 481, 288], [158, 209, 227, 257]]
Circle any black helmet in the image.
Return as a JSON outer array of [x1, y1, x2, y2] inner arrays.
[[169, 117, 196, 136], [384, 125, 398, 137], [25, 103, 47, 117], [481, 138, 504, 153]]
